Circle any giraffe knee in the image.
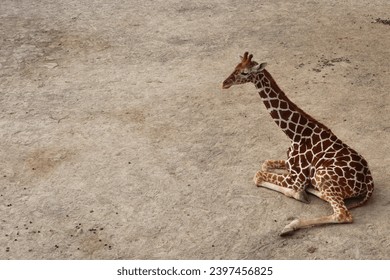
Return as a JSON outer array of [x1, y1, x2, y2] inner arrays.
[[334, 210, 353, 223], [261, 161, 269, 171], [328, 198, 354, 223], [253, 171, 264, 186]]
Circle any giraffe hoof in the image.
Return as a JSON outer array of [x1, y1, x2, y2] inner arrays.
[[280, 219, 299, 236], [296, 191, 310, 204], [253, 172, 263, 186], [280, 226, 295, 237]]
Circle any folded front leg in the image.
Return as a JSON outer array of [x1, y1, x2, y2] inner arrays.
[[253, 170, 309, 204], [261, 159, 287, 173]]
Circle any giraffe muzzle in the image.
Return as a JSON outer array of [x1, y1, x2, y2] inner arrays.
[[222, 81, 231, 89]]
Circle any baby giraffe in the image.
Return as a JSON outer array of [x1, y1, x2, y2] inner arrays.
[[222, 52, 374, 236]]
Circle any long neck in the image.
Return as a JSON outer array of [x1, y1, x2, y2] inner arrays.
[[254, 69, 331, 142]]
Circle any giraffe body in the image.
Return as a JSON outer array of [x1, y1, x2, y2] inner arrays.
[[222, 52, 374, 236]]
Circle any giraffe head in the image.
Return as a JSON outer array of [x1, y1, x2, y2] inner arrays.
[[222, 52, 267, 89]]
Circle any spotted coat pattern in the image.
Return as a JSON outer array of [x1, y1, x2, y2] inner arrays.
[[222, 52, 374, 235]]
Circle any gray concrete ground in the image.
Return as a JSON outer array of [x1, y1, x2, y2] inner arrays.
[[0, 0, 389, 259]]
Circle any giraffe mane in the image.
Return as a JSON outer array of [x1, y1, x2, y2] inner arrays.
[[263, 69, 332, 133]]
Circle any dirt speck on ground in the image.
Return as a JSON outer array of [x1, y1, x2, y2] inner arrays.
[[1, 0, 389, 259]]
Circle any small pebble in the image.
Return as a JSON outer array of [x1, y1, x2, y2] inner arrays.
[[307, 246, 317, 253]]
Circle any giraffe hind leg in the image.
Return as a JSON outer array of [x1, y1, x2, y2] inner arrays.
[[280, 195, 353, 236]]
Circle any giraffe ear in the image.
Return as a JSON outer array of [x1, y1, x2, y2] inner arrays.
[[257, 62, 267, 71], [251, 62, 267, 72]]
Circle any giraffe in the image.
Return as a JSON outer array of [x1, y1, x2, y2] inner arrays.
[[222, 52, 374, 236]]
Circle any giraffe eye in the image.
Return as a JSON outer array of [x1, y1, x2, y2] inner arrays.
[[241, 71, 249, 76]]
